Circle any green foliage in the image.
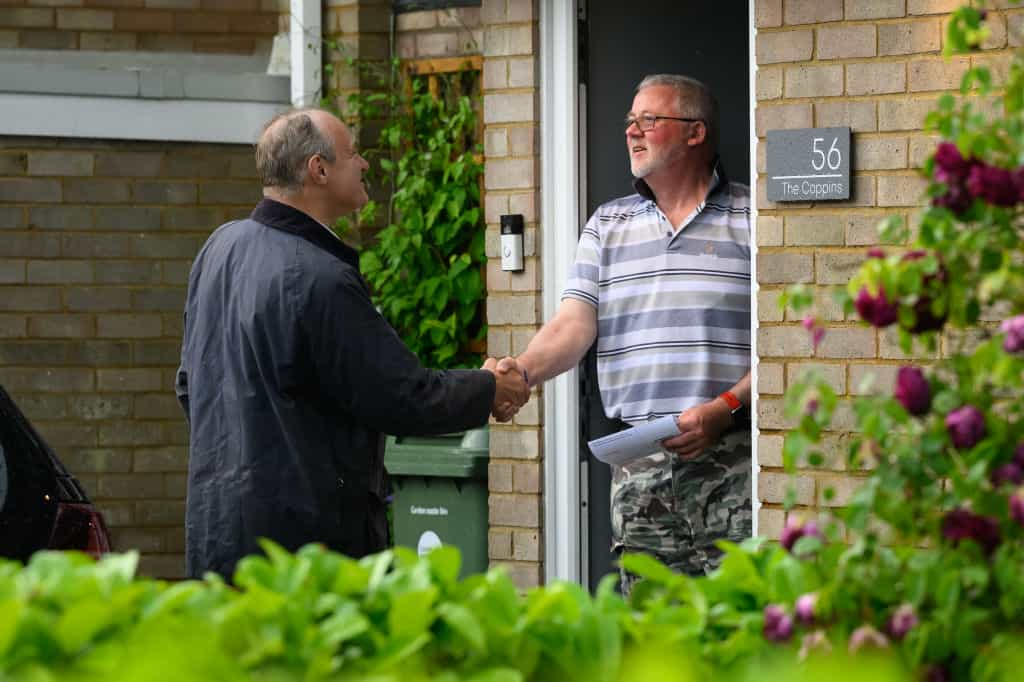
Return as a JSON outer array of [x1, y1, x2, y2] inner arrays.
[[0, 542, 926, 682], [773, 5, 1024, 680], [335, 59, 486, 369]]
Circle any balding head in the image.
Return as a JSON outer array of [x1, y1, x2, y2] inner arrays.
[[255, 108, 343, 193], [635, 74, 719, 155]]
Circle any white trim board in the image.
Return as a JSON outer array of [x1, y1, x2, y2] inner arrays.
[[291, 0, 322, 107], [748, 0, 761, 537], [540, 0, 582, 585], [0, 94, 288, 145]]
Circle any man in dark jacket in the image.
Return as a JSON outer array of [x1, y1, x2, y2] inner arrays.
[[175, 108, 529, 579]]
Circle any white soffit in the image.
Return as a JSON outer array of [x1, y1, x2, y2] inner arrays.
[[0, 94, 287, 145]]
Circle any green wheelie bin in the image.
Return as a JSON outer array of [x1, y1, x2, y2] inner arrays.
[[384, 426, 489, 576]]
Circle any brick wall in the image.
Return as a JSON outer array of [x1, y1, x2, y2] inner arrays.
[[395, 6, 482, 60], [753, 0, 1019, 538], [0, 0, 283, 54], [323, 1, 391, 247], [0, 137, 261, 578], [480, 0, 541, 589]]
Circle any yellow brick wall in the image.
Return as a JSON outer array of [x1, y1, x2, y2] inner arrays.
[[480, 0, 542, 590], [0, 0, 284, 54], [0, 137, 261, 578], [753, 0, 1020, 538], [395, 6, 482, 59]]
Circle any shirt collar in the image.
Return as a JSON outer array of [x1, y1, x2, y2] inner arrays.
[[250, 198, 360, 270], [632, 156, 728, 204]]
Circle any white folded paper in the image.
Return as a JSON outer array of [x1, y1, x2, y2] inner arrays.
[[587, 415, 681, 466]]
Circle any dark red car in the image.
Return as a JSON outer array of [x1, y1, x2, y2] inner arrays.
[[0, 384, 112, 563]]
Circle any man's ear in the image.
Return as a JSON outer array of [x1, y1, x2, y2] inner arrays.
[[687, 122, 707, 147], [308, 155, 327, 184]]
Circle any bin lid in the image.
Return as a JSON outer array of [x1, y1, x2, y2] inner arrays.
[[384, 426, 489, 478]]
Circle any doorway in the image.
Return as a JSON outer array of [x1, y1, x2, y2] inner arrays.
[[580, 0, 751, 591]]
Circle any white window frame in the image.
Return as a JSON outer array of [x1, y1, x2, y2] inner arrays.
[[0, 0, 320, 145]]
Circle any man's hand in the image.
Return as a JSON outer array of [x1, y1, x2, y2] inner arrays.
[[483, 357, 529, 422], [661, 398, 733, 460]]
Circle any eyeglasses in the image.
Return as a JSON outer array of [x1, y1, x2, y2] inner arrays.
[[624, 113, 702, 132]]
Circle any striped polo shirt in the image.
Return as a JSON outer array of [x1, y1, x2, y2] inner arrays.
[[563, 166, 751, 424]]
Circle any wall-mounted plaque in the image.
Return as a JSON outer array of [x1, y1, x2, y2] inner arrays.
[[766, 127, 851, 201]]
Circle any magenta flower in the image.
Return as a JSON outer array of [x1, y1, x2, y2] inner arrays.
[[855, 285, 899, 327], [909, 297, 947, 333], [780, 515, 824, 554], [946, 405, 986, 450], [932, 143, 977, 214], [1010, 489, 1024, 527], [802, 315, 826, 350], [887, 603, 918, 640], [967, 163, 1019, 207], [848, 625, 890, 653], [933, 182, 973, 214], [798, 630, 832, 661], [763, 604, 794, 643], [934, 142, 972, 183], [867, 247, 887, 259], [1000, 315, 1024, 353], [795, 593, 817, 626], [941, 508, 1001, 554], [1013, 167, 1024, 203], [991, 462, 1023, 488], [894, 367, 931, 416]]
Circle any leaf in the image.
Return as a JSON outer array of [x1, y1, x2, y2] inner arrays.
[[437, 602, 486, 653], [0, 599, 22, 657], [618, 553, 678, 584], [54, 599, 115, 655], [388, 588, 438, 639], [319, 602, 369, 647], [464, 669, 524, 682], [427, 545, 461, 587]]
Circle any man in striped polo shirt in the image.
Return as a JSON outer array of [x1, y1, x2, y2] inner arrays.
[[505, 74, 751, 592]]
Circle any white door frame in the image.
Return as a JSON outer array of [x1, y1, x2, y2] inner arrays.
[[539, 0, 761, 583], [539, 0, 583, 585]]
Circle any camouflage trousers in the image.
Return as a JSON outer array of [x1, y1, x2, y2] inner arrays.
[[610, 428, 752, 596]]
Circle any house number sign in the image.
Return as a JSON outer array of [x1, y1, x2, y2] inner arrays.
[[766, 127, 851, 201]]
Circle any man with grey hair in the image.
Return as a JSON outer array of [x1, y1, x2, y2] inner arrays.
[[176, 108, 529, 579], [501, 75, 752, 592]]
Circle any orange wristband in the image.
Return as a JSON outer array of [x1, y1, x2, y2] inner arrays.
[[719, 390, 742, 413]]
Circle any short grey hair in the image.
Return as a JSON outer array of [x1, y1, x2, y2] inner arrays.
[[255, 108, 337, 192], [635, 74, 719, 154]]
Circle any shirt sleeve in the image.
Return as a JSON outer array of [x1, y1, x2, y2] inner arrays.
[[301, 266, 496, 437], [561, 212, 601, 308]]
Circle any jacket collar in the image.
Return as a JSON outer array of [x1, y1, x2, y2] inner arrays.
[[633, 156, 728, 203], [250, 198, 360, 269]]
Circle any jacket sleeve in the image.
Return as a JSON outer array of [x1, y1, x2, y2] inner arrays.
[[302, 266, 496, 436], [175, 307, 190, 425]]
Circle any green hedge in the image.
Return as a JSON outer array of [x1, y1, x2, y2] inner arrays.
[[0, 540, 920, 682]]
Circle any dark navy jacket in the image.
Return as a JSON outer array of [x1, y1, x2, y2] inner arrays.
[[176, 199, 494, 579]]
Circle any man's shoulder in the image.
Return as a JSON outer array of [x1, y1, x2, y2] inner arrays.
[[707, 181, 751, 213], [590, 193, 652, 224]]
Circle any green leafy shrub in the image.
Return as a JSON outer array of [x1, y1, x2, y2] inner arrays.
[[338, 60, 486, 369], [0, 541, 918, 682]]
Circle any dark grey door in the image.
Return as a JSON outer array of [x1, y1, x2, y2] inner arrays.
[[581, 0, 750, 591]]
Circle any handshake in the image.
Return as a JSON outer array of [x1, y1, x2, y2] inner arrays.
[[482, 356, 530, 422]]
